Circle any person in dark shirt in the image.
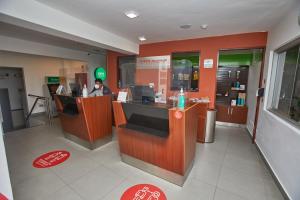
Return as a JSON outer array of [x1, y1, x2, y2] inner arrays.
[[89, 79, 111, 96]]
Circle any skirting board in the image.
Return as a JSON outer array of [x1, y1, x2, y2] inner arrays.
[[64, 132, 112, 150], [245, 129, 290, 200], [216, 121, 246, 128], [121, 153, 194, 187]]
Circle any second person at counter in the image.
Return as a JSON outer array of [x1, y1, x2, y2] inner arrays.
[[89, 79, 111, 97]]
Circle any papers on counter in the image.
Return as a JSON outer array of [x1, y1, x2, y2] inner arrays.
[[117, 91, 127, 102]]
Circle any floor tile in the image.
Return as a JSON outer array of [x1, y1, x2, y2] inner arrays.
[[13, 170, 65, 200], [214, 188, 247, 200], [69, 165, 125, 200], [264, 179, 284, 200], [4, 122, 284, 200], [192, 160, 222, 186], [217, 166, 266, 200], [166, 179, 215, 200], [44, 186, 83, 200], [51, 155, 99, 184]]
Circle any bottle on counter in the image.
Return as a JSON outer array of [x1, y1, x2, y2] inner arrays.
[[177, 87, 185, 109], [82, 84, 88, 98]]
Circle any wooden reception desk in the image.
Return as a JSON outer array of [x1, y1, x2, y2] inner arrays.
[[54, 95, 112, 149], [113, 101, 208, 186]]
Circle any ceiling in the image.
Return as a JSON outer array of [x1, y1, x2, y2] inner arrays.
[[0, 21, 106, 54], [35, 0, 296, 44]]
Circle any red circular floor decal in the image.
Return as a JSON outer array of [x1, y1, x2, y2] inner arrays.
[[33, 150, 70, 168], [121, 184, 167, 200], [0, 193, 8, 200]]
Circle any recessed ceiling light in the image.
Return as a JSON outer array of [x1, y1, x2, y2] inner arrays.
[[201, 24, 208, 29], [180, 24, 192, 29], [125, 10, 139, 19], [138, 36, 146, 41]]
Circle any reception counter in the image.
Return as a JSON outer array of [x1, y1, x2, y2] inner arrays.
[[54, 95, 112, 149], [113, 101, 208, 186]]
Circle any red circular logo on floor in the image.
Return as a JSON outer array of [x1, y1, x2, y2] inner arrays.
[[0, 193, 8, 200], [33, 150, 70, 168], [121, 184, 167, 200]]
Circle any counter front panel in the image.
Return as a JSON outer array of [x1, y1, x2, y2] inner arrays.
[[121, 102, 169, 137]]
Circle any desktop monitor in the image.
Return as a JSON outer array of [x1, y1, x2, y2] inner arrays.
[[69, 83, 81, 97], [129, 85, 155, 103]]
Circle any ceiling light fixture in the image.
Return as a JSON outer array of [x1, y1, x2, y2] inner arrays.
[[180, 24, 192, 29], [138, 36, 146, 41], [201, 24, 208, 29], [125, 10, 139, 19]]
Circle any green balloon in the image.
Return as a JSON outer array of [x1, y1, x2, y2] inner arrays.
[[94, 67, 107, 80]]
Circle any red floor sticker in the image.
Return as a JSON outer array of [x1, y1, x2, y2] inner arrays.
[[33, 150, 70, 168], [121, 184, 167, 200], [0, 193, 8, 200]]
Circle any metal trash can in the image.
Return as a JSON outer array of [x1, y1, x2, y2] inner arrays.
[[204, 109, 217, 143]]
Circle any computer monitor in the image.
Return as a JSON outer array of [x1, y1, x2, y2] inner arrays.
[[69, 83, 81, 97], [130, 85, 155, 103]]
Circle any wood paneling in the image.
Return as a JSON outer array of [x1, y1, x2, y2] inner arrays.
[[230, 106, 248, 124], [112, 101, 127, 127], [114, 102, 206, 175], [216, 104, 248, 124], [216, 104, 231, 123], [80, 96, 112, 142], [196, 103, 209, 143], [54, 95, 112, 142]]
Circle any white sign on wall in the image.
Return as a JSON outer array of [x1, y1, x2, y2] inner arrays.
[[136, 56, 170, 69], [204, 59, 214, 68]]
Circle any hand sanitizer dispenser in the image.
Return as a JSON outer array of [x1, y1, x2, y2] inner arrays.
[[177, 88, 185, 109], [82, 84, 88, 98]]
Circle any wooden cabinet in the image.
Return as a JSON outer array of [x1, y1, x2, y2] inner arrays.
[[216, 66, 249, 105], [230, 106, 248, 124], [216, 104, 248, 124]]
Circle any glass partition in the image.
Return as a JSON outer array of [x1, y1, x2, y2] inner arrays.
[[171, 52, 200, 91]]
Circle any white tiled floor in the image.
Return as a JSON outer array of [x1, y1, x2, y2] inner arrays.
[[4, 120, 284, 200]]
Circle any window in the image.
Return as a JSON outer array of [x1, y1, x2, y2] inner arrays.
[[171, 52, 200, 91], [270, 41, 300, 125], [117, 56, 136, 88]]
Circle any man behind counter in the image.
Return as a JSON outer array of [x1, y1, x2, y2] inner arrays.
[[89, 79, 111, 96]]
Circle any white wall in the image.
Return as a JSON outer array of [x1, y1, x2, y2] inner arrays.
[[0, 51, 86, 114], [256, 2, 300, 199], [246, 56, 261, 135], [0, 107, 13, 199], [0, 0, 139, 54]]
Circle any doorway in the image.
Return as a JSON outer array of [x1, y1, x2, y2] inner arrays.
[[0, 67, 27, 133], [216, 49, 264, 137]]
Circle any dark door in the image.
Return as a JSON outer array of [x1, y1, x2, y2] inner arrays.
[[0, 89, 13, 132]]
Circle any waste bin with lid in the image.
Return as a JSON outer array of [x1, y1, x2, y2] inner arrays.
[[204, 109, 217, 143]]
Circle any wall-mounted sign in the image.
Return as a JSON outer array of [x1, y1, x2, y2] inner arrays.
[[94, 67, 107, 80], [204, 59, 214, 68], [33, 150, 70, 168], [137, 56, 170, 69], [46, 76, 60, 84]]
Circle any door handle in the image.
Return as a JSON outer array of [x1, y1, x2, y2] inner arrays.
[[231, 108, 233, 115]]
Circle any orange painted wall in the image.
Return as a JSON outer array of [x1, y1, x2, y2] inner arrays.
[[106, 50, 124, 94], [107, 32, 268, 107]]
